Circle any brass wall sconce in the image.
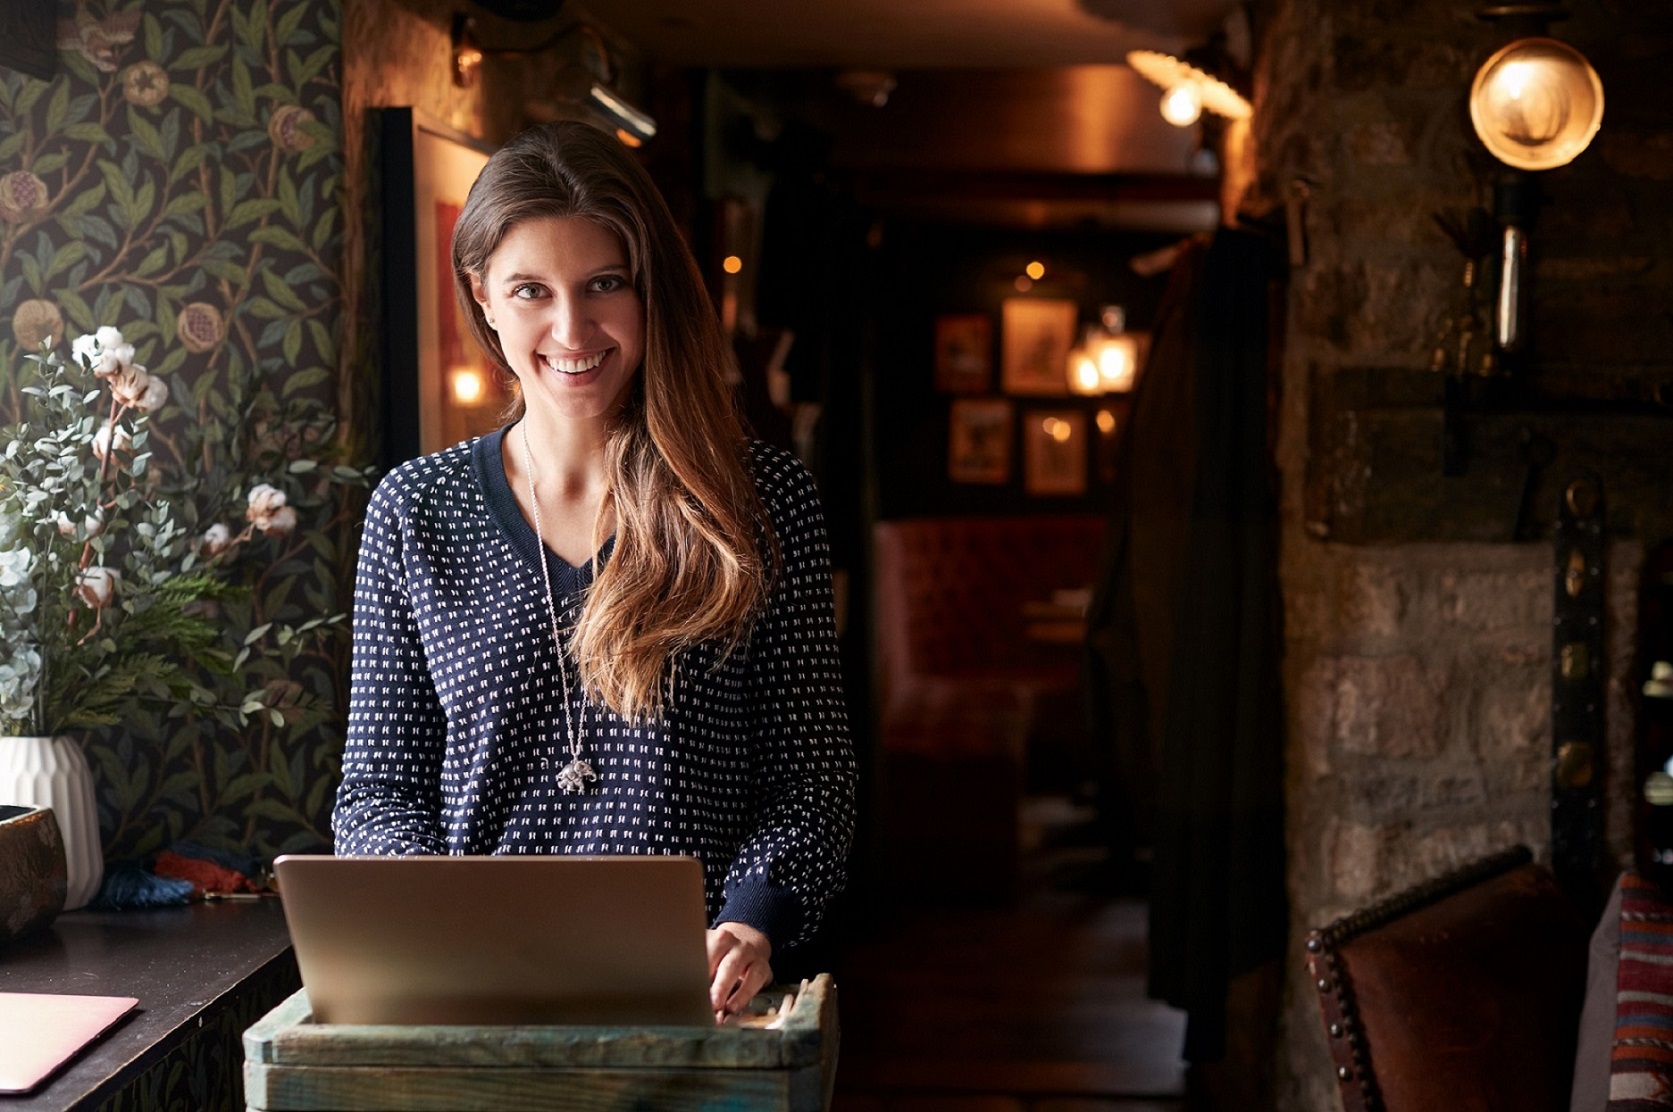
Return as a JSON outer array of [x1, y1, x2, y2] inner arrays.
[[1467, 5, 1603, 354], [449, 14, 657, 144], [1469, 35, 1603, 172]]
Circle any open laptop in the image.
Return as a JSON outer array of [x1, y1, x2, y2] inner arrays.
[[272, 854, 713, 1026]]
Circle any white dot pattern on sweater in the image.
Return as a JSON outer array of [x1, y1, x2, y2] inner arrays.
[[333, 429, 856, 948]]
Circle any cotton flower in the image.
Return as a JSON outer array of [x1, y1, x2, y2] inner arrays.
[[108, 363, 159, 409], [75, 566, 120, 608], [258, 505, 297, 537], [73, 327, 136, 378], [140, 376, 168, 411], [56, 508, 105, 540], [246, 485, 297, 536], [246, 484, 286, 522], [200, 523, 233, 556], [91, 421, 132, 461]]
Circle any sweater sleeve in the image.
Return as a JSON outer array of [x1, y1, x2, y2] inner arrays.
[[332, 473, 449, 855], [715, 449, 857, 948]]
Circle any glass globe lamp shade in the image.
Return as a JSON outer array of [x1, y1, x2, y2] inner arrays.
[[1469, 37, 1604, 171], [1160, 85, 1203, 128]]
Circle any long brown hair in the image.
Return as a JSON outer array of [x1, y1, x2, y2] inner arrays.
[[451, 120, 773, 720]]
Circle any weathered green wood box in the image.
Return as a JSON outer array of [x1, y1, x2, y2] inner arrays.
[[243, 975, 837, 1111]]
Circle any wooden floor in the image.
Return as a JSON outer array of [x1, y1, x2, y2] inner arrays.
[[830, 798, 1188, 1112]]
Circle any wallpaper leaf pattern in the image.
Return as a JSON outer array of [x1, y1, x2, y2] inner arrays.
[[1, 0, 360, 861]]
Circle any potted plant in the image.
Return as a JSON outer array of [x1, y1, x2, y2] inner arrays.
[[0, 327, 365, 908]]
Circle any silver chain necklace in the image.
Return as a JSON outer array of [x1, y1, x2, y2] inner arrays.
[[521, 424, 598, 794]]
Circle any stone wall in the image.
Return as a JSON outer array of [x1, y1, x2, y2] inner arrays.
[[1240, 0, 1673, 1106]]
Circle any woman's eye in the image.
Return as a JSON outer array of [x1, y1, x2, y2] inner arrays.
[[511, 283, 545, 300], [591, 275, 627, 294]]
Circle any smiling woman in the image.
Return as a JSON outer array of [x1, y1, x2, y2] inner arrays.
[[334, 120, 856, 1021]]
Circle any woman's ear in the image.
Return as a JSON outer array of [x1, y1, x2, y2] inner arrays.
[[467, 272, 491, 319]]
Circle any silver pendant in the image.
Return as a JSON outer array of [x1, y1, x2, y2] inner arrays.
[[557, 758, 597, 793]]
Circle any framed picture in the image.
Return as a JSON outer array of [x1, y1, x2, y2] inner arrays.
[[1001, 297, 1077, 396], [378, 108, 508, 468], [934, 314, 992, 393], [1023, 408, 1088, 496], [948, 398, 1013, 484]]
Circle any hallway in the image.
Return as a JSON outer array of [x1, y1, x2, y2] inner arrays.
[[833, 799, 1188, 1112]]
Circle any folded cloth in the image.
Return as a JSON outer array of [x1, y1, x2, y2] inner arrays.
[[1609, 872, 1673, 1108], [153, 851, 262, 898], [89, 844, 267, 910]]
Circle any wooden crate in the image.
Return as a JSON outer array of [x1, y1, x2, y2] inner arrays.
[[243, 975, 838, 1112]]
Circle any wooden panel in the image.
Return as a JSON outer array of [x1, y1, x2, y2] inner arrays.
[[245, 1063, 804, 1111], [243, 977, 838, 1111], [1305, 366, 1673, 544]]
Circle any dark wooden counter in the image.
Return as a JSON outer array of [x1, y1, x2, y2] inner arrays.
[[0, 899, 298, 1111]]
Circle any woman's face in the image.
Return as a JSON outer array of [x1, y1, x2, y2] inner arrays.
[[470, 215, 644, 428]]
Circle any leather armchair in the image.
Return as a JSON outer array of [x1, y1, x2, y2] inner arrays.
[[1304, 846, 1590, 1112]]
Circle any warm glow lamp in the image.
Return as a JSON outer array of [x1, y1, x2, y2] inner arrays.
[[1160, 85, 1203, 128], [1127, 47, 1252, 128], [1469, 36, 1603, 171], [1066, 306, 1144, 396], [449, 366, 486, 406], [1465, 10, 1603, 353]]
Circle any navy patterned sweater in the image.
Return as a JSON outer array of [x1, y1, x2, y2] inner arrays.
[[333, 426, 856, 949]]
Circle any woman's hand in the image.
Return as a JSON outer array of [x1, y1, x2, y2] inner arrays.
[[706, 921, 773, 1019]]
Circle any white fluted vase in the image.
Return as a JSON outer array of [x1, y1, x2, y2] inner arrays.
[[0, 736, 103, 910]]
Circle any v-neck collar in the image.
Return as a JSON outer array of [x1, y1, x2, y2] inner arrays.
[[472, 425, 614, 598]]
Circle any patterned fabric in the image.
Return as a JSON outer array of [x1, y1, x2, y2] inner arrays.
[[1610, 872, 1673, 1108], [333, 427, 856, 950]]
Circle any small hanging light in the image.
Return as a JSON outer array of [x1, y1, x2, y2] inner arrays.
[[1127, 45, 1252, 128], [1066, 306, 1145, 396]]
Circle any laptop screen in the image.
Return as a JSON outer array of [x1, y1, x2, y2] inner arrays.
[[273, 854, 713, 1026]]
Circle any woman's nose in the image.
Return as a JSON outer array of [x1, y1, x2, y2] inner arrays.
[[547, 292, 593, 347]]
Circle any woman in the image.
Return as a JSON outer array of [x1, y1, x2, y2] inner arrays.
[[333, 120, 856, 1019]]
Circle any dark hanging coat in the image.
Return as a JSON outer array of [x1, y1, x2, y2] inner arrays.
[[1084, 226, 1288, 1061]]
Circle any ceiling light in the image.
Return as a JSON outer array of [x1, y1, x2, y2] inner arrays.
[[1127, 47, 1252, 125]]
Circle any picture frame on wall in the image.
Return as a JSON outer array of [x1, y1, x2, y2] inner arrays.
[[378, 108, 508, 468], [948, 397, 1014, 484], [933, 313, 993, 393], [1001, 297, 1077, 396], [1023, 408, 1088, 496]]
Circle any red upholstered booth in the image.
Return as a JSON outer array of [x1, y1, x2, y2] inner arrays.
[[872, 515, 1106, 900]]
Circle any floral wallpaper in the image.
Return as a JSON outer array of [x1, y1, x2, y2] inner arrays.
[[0, 0, 361, 861]]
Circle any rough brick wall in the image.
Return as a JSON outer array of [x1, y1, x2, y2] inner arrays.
[[1238, 0, 1672, 1106]]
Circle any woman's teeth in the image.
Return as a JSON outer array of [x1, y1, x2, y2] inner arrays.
[[545, 352, 606, 375]]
